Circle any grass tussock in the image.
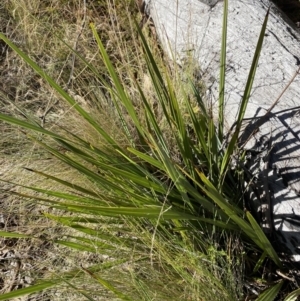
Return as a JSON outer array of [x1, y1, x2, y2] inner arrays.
[[1, 1, 299, 301]]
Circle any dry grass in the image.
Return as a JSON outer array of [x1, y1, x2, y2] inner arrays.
[[0, 0, 161, 299], [0, 1, 211, 300]]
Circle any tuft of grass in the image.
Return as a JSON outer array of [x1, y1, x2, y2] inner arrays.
[[1, 1, 299, 300]]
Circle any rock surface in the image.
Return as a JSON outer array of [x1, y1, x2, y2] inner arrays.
[[146, 0, 300, 261]]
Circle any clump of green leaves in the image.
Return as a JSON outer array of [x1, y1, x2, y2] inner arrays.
[[0, 1, 298, 300]]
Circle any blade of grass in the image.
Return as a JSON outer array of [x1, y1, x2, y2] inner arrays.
[[43, 214, 139, 249], [81, 266, 134, 301], [23, 168, 102, 198], [190, 81, 208, 118], [90, 23, 144, 139], [0, 113, 66, 140], [284, 288, 300, 301], [49, 204, 198, 220], [253, 251, 267, 274], [0, 33, 121, 151], [208, 118, 218, 182], [135, 80, 170, 155], [220, 8, 270, 177], [196, 171, 266, 248], [184, 94, 209, 161], [256, 280, 284, 301], [0, 231, 31, 238], [218, 0, 228, 142], [0, 281, 58, 301], [55, 240, 99, 253], [246, 211, 282, 268], [61, 279, 97, 301], [0, 260, 129, 301]]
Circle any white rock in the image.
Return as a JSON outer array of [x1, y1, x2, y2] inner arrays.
[[147, 0, 300, 261]]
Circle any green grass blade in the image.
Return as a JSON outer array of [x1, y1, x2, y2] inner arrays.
[[135, 81, 169, 154], [237, 7, 270, 123], [47, 141, 168, 197], [27, 138, 124, 193], [0, 281, 58, 301], [24, 168, 101, 198], [44, 214, 131, 247], [50, 204, 196, 220], [158, 152, 194, 210], [256, 281, 284, 301], [0, 231, 30, 238], [176, 166, 229, 219], [43, 216, 102, 224], [90, 23, 144, 138], [208, 118, 218, 180], [284, 288, 300, 301], [61, 279, 97, 301], [67, 235, 116, 251], [165, 77, 192, 169], [136, 20, 170, 110], [25, 181, 102, 204], [0, 252, 129, 301], [126, 147, 165, 171], [136, 20, 165, 90], [29, 189, 101, 205], [55, 240, 99, 253], [0, 186, 65, 206], [86, 159, 167, 195], [111, 92, 136, 146], [24, 159, 169, 207], [190, 81, 208, 118], [82, 266, 134, 301], [220, 8, 270, 176], [246, 211, 282, 268], [1, 179, 105, 206], [218, 0, 228, 142], [253, 251, 267, 274], [0, 113, 63, 139], [197, 172, 267, 247], [69, 234, 133, 251], [184, 95, 209, 161], [0, 33, 120, 150]]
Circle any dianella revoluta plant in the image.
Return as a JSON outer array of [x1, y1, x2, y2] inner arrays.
[[0, 1, 297, 300]]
